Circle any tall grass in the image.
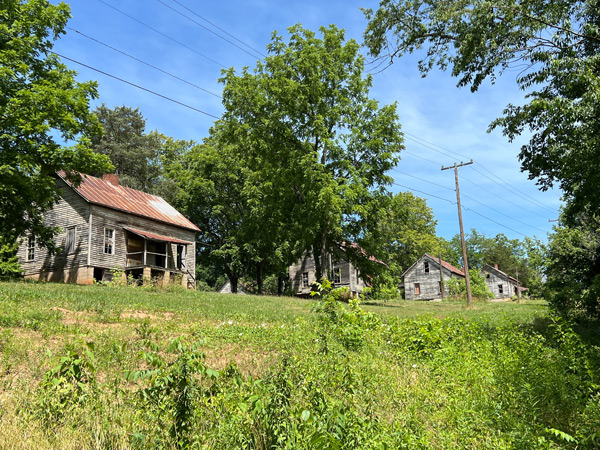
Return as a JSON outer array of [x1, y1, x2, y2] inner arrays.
[[0, 281, 598, 449]]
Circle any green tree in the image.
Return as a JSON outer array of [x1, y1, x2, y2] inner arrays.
[[363, 0, 599, 218], [0, 0, 112, 270], [174, 132, 250, 294], [363, 191, 440, 288], [220, 24, 404, 282], [449, 268, 494, 300], [90, 104, 164, 192]]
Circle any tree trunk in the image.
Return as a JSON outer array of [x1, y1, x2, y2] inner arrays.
[[277, 274, 284, 296], [313, 242, 323, 282], [256, 261, 263, 295]]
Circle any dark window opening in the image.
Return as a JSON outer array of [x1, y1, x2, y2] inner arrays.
[[27, 236, 35, 261], [146, 240, 167, 268], [486, 272, 490, 279], [302, 272, 309, 288], [424, 261, 430, 274], [104, 228, 115, 255], [498, 284, 504, 294], [334, 268, 341, 284], [177, 245, 186, 270], [65, 227, 76, 254]]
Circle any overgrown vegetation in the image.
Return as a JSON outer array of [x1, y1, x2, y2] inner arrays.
[[1, 281, 598, 449]]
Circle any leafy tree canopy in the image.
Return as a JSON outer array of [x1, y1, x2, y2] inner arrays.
[[219, 24, 404, 282], [90, 104, 164, 192], [363, 0, 600, 219], [0, 0, 112, 253]]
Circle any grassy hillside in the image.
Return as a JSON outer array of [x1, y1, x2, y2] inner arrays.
[[0, 282, 598, 449]]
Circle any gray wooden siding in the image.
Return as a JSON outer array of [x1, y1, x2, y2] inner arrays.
[[403, 256, 461, 300], [289, 252, 366, 295], [89, 205, 196, 273], [482, 265, 517, 298], [17, 179, 90, 278]]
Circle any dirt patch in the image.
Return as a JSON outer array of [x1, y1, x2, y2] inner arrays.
[[204, 343, 277, 377], [120, 310, 174, 321], [51, 307, 92, 326]]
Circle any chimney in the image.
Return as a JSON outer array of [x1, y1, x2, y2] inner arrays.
[[494, 263, 498, 270], [103, 174, 119, 186]]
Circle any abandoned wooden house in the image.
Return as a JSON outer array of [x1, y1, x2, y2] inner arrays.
[[482, 263, 524, 299], [402, 253, 465, 300], [289, 244, 384, 296], [17, 172, 200, 287]]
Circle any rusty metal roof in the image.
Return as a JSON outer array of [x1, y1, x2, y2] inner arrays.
[[425, 254, 465, 277], [57, 172, 200, 232], [124, 227, 193, 244]]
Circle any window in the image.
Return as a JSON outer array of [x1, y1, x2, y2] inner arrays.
[[26, 236, 35, 261], [334, 268, 341, 284], [486, 272, 490, 279], [65, 226, 76, 254], [498, 284, 503, 295], [424, 261, 430, 274], [104, 228, 115, 255], [302, 272, 309, 288], [414, 283, 420, 295], [176, 245, 186, 270]]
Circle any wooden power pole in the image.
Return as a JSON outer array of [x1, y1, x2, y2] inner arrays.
[[439, 253, 444, 300], [442, 160, 474, 307]]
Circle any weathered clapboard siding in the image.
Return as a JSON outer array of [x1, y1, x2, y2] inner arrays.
[[403, 254, 464, 301], [89, 205, 196, 273], [289, 251, 366, 296], [482, 264, 518, 299], [18, 178, 91, 282]]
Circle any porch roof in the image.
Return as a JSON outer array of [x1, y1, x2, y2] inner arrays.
[[124, 227, 193, 245]]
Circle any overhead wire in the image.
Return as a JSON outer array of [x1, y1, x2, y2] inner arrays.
[[96, 0, 227, 68], [66, 27, 223, 99], [162, 0, 266, 59], [54, 52, 221, 119]]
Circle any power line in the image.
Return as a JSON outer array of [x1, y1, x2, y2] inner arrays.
[[472, 164, 555, 213], [403, 132, 559, 214], [67, 27, 223, 99], [54, 52, 221, 119], [392, 168, 455, 192], [164, 0, 266, 58], [96, 0, 226, 68], [461, 192, 548, 234], [462, 206, 528, 238], [391, 181, 455, 204]]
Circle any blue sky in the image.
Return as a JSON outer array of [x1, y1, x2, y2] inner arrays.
[[51, 0, 563, 242]]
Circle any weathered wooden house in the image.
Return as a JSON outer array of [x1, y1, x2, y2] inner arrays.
[[402, 253, 465, 300], [482, 263, 523, 299], [289, 244, 383, 296], [17, 172, 200, 287]]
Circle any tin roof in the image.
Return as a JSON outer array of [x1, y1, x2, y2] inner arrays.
[[57, 172, 200, 232], [124, 227, 193, 244]]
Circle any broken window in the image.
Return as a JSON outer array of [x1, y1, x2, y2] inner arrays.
[[302, 272, 309, 288], [498, 284, 503, 294], [176, 245, 186, 270], [486, 272, 490, 279], [27, 236, 35, 261], [104, 228, 115, 255], [65, 226, 76, 254], [334, 268, 341, 284], [414, 283, 420, 295], [424, 261, 430, 274]]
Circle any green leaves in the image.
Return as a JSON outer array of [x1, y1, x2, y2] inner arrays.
[[1, 0, 112, 250]]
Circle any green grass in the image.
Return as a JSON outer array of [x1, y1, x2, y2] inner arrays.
[[0, 281, 598, 449]]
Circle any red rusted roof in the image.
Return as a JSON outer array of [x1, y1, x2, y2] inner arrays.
[[341, 241, 387, 266], [57, 172, 200, 232], [425, 254, 465, 277], [124, 227, 193, 244]]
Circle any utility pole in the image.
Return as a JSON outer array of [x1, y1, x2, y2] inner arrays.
[[439, 253, 444, 300], [516, 267, 521, 303], [442, 160, 474, 307]]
